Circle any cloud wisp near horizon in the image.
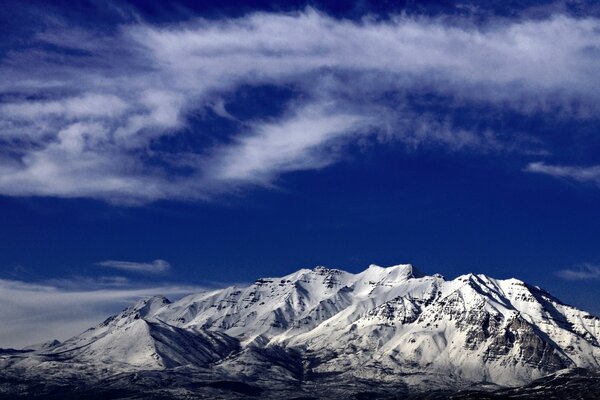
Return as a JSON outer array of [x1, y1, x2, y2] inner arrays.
[[1, 9, 600, 203], [0, 277, 209, 349]]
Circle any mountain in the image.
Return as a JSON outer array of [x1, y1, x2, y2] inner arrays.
[[1, 264, 599, 399]]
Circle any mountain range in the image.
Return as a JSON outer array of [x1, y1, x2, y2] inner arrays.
[[1, 264, 599, 399]]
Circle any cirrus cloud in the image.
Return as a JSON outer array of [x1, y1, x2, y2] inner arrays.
[[96, 259, 171, 274], [0, 9, 599, 203], [556, 264, 600, 280], [526, 162, 600, 186]]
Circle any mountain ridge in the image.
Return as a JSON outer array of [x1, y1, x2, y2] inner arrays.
[[1, 263, 599, 399]]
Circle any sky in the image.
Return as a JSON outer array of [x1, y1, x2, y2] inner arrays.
[[0, 0, 599, 348]]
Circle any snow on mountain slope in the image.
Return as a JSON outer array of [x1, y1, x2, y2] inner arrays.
[[149, 264, 600, 387], [31, 296, 240, 370], [4, 264, 600, 391]]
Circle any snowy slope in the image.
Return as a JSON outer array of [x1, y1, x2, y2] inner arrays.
[[149, 264, 600, 387], [3, 296, 240, 373], [3, 264, 600, 393]]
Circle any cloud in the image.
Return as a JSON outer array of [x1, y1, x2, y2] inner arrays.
[[0, 94, 129, 119], [1, 10, 599, 203], [202, 102, 507, 187], [525, 162, 600, 186], [96, 259, 171, 274], [556, 264, 600, 280], [0, 278, 208, 349], [125, 11, 600, 110], [204, 103, 371, 185]]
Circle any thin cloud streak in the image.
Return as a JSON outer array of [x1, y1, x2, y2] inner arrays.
[[97, 259, 171, 274], [556, 264, 600, 280], [526, 162, 600, 186]]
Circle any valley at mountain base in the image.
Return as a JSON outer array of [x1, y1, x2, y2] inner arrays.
[[1, 367, 600, 399], [1, 264, 599, 399]]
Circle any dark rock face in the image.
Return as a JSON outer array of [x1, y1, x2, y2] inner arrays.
[[462, 304, 503, 350], [366, 296, 422, 325], [483, 315, 571, 372]]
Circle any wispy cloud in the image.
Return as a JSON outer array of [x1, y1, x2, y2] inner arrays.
[[204, 103, 370, 185], [0, 278, 207, 349], [0, 94, 129, 119], [525, 162, 600, 186], [96, 259, 171, 274], [556, 263, 600, 280], [0, 10, 599, 203]]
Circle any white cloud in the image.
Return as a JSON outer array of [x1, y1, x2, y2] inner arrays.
[[0, 10, 599, 202], [0, 278, 208, 349], [525, 162, 600, 185], [0, 94, 128, 119], [556, 264, 600, 280], [97, 259, 171, 274], [204, 104, 370, 184], [131, 12, 600, 95]]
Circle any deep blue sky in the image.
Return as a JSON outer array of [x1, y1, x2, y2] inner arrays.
[[0, 0, 599, 327]]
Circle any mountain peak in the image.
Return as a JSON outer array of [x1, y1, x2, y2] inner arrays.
[[390, 263, 424, 278], [312, 265, 344, 275], [131, 295, 171, 318], [366, 263, 423, 279]]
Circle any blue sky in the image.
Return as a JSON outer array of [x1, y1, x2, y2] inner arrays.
[[0, 0, 599, 347]]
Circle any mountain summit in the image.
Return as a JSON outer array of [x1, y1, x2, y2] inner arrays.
[[1, 264, 599, 399]]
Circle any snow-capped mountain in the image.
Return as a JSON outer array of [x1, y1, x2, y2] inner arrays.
[[2, 264, 599, 399]]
